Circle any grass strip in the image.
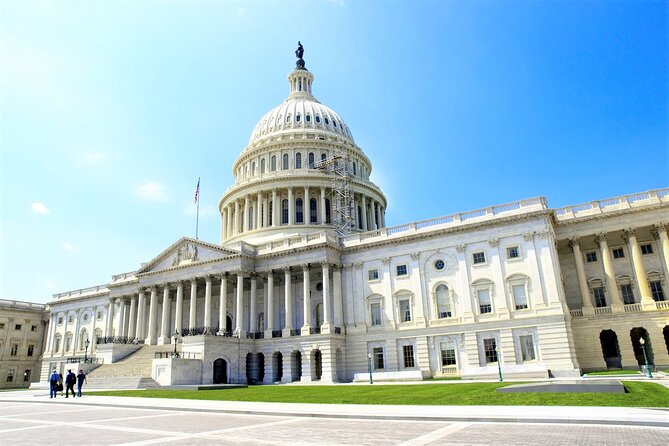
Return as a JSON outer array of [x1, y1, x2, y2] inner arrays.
[[584, 370, 642, 376]]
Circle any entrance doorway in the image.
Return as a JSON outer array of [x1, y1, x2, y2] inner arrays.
[[599, 330, 621, 369], [213, 358, 227, 384], [630, 327, 654, 366], [312, 350, 322, 380]]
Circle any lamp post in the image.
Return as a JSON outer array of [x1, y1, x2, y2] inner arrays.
[[639, 337, 653, 379], [172, 330, 180, 358], [367, 352, 373, 384], [496, 345, 503, 382], [83, 338, 90, 363]]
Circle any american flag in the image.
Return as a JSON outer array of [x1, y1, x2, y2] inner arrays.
[[194, 178, 200, 204]]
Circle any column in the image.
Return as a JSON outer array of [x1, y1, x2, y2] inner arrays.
[[623, 228, 654, 306], [234, 200, 240, 234], [204, 275, 212, 329], [127, 294, 137, 341], [333, 265, 343, 328], [301, 264, 311, 334], [158, 284, 171, 345], [146, 287, 158, 345], [595, 233, 623, 309], [380, 205, 385, 228], [654, 223, 669, 278], [227, 205, 233, 237], [288, 187, 294, 225], [243, 195, 250, 232], [263, 195, 269, 227], [174, 281, 183, 336], [218, 275, 228, 335], [283, 267, 293, 335], [322, 263, 333, 333], [72, 309, 81, 352], [105, 298, 115, 337], [46, 314, 56, 353], [265, 271, 275, 337], [256, 191, 262, 229], [235, 272, 245, 335], [221, 208, 227, 241], [271, 189, 278, 227], [135, 289, 146, 341], [304, 186, 310, 224], [250, 274, 257, 332], [320, 187, 326, 224], [189, 278, 197, 329], [569, 238, 594, 312], [371, 199, 378, 230], [360, 194, 368, 230]]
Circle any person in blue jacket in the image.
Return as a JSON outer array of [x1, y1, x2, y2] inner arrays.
[[49, 369, 59, 398]]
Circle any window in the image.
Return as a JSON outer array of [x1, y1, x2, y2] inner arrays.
[[305, 114, 311, 122], [295, 153, 302, 168], [296, 114, 301, 122], [585, 251, 597, 263], [370, 303, 382, 326], [65, 333, 72, 352], [281, 199, 289, 224], [325, 198, 331, 223], [612, 247, 625, 259], [295, 198, 304, 223], [282, 153, 289, 170], [6, 370, 14, 383], [436, 285, 452, 318], [261, 158, 266, 173], [27, 345, 34, 357], [621, 284, 635, 304], [248, 206, 254, 229], [286, 114, 291, 123], [0, 323, 4, 329], [310, 198, 317, 223], [68, 315, 74, 323], [519, 335, 536, 361], [396, 264, 408, 276], [650, 281, 665, 302], [308, 152, 315, 167], [315, 116, 321, 123], [333, 119, 338, 128], [440, 344, 456, 366], [251, 161, 256, 175], [506, 246, 520, 259], [593, 287, 607, 307], [10, 343, 19, 356], [478, 289, 492, 314], [14, 324, 21, 330], [640, 244, 653, 255], [373, 347, 384, 369], [399, 299, 411, 322], [368, 269, 379, 281], [402, 345, 415, 368], [473, 252, 486, 265], [352, 162, 357, 176], [23, 370, 31, 382], [54, 336, 61, 353], [31, 325, 37, 332], [321, 153, 327, 161], [96, 311, 102, 320], [59, 316, 64, 324], [325, 117, 330, 125], [512, 284, 528, 310], [271, 155, 276, 171], [434, 260, 445, 270], [483, 338, 498, 363]]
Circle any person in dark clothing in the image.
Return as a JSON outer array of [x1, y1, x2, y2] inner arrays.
[[65, 369, 76, 398], [49, 370, 59, 398], [76, 370, 87, 397]]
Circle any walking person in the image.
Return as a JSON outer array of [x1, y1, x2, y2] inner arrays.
[[76, 370, 87, 397], [65, 369, 76, 398], [49, 369, 59, 398]]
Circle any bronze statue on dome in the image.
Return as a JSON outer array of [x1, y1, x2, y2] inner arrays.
[[295, 41, 305, 69]]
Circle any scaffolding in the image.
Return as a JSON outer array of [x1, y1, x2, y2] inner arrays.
[[314, 149, 354, 237]]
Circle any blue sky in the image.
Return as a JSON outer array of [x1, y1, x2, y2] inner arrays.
[[1, 0, 667, 303]]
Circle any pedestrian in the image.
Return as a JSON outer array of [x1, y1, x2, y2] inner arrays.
[[76, 370, 87, 397], [49, 369, 59, 398], [57, 372, 64, 396], [65, 369, 76, 398]]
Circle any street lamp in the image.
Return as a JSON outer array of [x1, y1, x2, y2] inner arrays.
[[83, 338, 90, 363], [639, 337, 653, 379], [367, 352, 373, 384], [496, 345, 503, 382], [172, 330, 180, 358]]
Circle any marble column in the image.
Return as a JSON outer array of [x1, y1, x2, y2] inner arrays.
[[227, 205, 233, 237], [283, 267, 293, 334], [655, 223, 669, 278], [105, 298, 115, 337], [595, 233, 623, 309], [174, 281, 183, 336], [301, 264, 311, 334], [146, 287, 158, 345], [235, 272, 245, 335], [256, 191, 262, 229], [265, 271, 275, 338], [569, 238, 593, 311], [304, 186, 311, 224], [46, 314, 56, 353], [371, 199, 378, 230], [189, 278, 198, 329], [72, 308, 81, 352], [127, 295, 137, 340], [322, 263, 333, 333], [234, 200, 240, 234], [204, 275, 212, 329], [360, 194, 368, 230], [333, 265, 343, 328], [135, 289, 146, 341], [263, 195, 269, 227], [288, 188, 294, 225], [271, 189, 278, 227], [158, 284, 171, 345], [623, 228, 654, 306], [320, 187, 326, 224], [243, 195, 250, 232], [250, 274, 257, 332], [218, 275, 228, 335]]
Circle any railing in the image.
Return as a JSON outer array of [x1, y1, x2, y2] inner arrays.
[[246, 331, 265, 339], [66, 357, 103, 364], [554, 188, 668, 221], [289, 329, 301, 336], [111, 271, 138, 282], [53, 285, 109, 300], [656, 301, 669, 310], [272, 330, 283, 338], [594, 307, 612, 315], [181, 327, 226, 337], [569, 309, 583, 318], [154, 351, 202, 360], [309, 327, 321, 335], [96, 336, 134, 345], [624, 303, 643, 313], [0, 299, 46, 310]]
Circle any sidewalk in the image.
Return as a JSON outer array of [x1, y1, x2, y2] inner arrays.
[[1, 389, 668, 427]]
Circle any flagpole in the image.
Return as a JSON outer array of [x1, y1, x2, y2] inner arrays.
[[195, 177, 200, 240]]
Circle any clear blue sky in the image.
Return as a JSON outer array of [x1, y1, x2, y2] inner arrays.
[[1, 0, 667, 303]]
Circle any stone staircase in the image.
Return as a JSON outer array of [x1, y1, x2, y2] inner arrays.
[[86, 345, 174, 389]]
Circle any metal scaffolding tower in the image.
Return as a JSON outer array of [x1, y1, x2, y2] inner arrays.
[[314, 149, 354, 237]]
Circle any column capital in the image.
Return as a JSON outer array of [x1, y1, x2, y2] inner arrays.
[[568, 237, 580, 248], [283, 266, 291, 273], [205, 274, 213, 282], [594, 232, 607, 245], [189, 277, 198, 285], [331, 264, 341, 272], [522, 232, 535, 241], [654, 222, 668, 232], [301, 263, 310, 271], [455, 244, 466, 253], [218, 272, 228, 281], [650, 229, 660, 240], [410, 252, 421, 260], [381, 257, 391, 264], [174, 279, 183, 287]]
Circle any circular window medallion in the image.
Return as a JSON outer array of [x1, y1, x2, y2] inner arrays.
[[316, 282, 323, 291], [434, 260, 445, 270]]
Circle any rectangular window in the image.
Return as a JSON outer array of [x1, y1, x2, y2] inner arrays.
[[506, 246, 520, 259], [402, 345, 415, 368], [97, 312, 102, 320], [23, 370, 31, 382], [593, 287, 607, 307], [58, 317, 64, 324], [640, 244, 653, 255], [370, 303, 382, 326], [373, 347, 384, 369], [27, 345, 35, 357], [621, 284, 635, 305], [0, 323, 4, 329], [440, 345, 456, 366], [14, 324, 21, 331], [31, 325, 37, 332], [368, 269, 379, 281], [399, 299, 411, 322], [520, 335, 536, 361], [512, 284, 528, 310], [396, 264, 408, 276], [612, 247, 625, 259], [478, 289, 492, 314], [585, 251, 597, 263], [10, 343, 19, 356], [650, 281, 665, 302], [6, 370, 14, 383], [68, 315, 74, 323], [483, 338, 498, 363], [473, 252, 486, 264]]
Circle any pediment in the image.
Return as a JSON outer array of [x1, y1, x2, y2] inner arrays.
[[137, 237, 238, 275]]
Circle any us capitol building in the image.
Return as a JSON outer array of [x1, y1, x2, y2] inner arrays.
[[33, 45, 668, 387]]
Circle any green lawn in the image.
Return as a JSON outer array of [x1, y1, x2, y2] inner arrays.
[[89, 381, 669, 408], [584, 370, 641, 376]]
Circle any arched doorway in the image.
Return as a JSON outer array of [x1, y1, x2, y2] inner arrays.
[[599, 330, 621, 369], [273, 352, 283, 382], [246, 353, 255, 384], [213, 358, 227, 384], [312, 350, 322, 380], [257, 353, 265, 383], [314, 303, 323, 328], [225, 315, 232, 334], [291, 351, 302, 382], [630, 327, 654, 366]]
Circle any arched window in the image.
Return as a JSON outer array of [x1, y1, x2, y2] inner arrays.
[[65, 332, 73, 352], [54, 334, 62, 353], [296, 114, 301, 122], [251, 161, 256, 175], [295, 153, 302, 169], [248, 206, 254, 230], [353, 162, 357, 176], [296, 198, 304, 223], [308, 152, 315, 167], [436, 285, 452, 318], [333, 120, 337, 128], [286, 114, 292, 123], [315, 116, 321, 123], [310, 198, 318, 223], [271, 155, 276, 171], [260, 158, 266, 174], [281, 199, 289, 224], [325, 117, 330, 125], [325, 198, 331, 223], [79, 329, 88, 351], [306, 114, 311, 122], [282, 153, 289, 170], [321, 153, 327, 161], [357, 206, 363, 228]]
